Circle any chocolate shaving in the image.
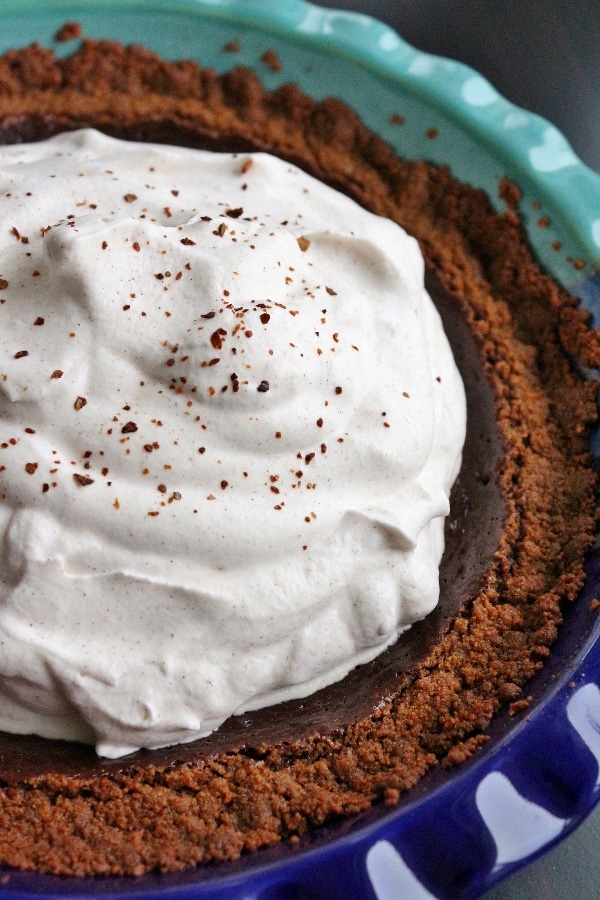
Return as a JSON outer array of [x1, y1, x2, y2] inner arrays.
[[73, 473, 94, 487], [210, 328, 227, 350]]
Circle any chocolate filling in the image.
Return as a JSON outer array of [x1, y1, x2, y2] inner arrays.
[[0, 116, 505, 784]]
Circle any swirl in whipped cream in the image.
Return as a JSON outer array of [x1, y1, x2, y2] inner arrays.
[[0, 130, 465, 757]]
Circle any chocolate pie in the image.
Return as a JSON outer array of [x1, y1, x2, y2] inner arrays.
[[0, 36, 598, 875]]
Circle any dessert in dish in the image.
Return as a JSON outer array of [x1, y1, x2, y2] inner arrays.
[[0, 36, 598, 876], [0, 130, 465, 757]]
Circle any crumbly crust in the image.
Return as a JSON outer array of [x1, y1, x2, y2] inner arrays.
[[0, 39, 599, 876]]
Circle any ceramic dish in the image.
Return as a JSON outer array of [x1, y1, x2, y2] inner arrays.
[[1, 1, 600, 897]]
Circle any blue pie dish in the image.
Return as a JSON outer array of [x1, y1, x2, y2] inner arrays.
[[1, 1, 600, 897]]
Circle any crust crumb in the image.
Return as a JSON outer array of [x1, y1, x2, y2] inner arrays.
[[261, 48, 282, 73], [54, 22, 81, 42], [509, 696, 533, 716], [499, 175, 522, 209]]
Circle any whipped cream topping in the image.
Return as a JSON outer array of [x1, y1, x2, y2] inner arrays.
[[0, 130, 466, 757]]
